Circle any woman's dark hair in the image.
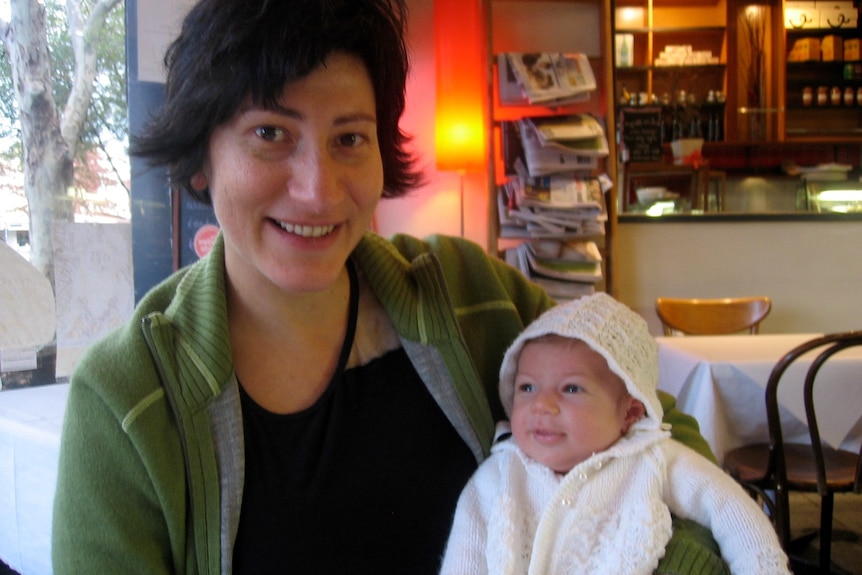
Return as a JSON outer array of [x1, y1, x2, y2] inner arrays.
[[130, 0, 423, 203]]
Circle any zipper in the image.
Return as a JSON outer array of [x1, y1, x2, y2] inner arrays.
[[141, 313, 215, 574]]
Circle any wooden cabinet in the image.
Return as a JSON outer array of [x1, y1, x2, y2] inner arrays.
[[731, 0, 861, 142], [780, 22, 862, 140], [486, 0, 619, 294], [611, 0, 861, 147], [614, 0, 728, 143]]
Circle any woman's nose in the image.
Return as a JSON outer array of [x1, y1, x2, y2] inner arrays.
[[290, 145, 342, 208]]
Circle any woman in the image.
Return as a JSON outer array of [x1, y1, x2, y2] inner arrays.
[[52, 0, 725, 573]]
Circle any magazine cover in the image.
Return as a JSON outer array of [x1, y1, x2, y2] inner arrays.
[[532, 114, 605, 142], [523, 242, 602, 283], [505, 52, 597, 105], [504, 248, 596, 301], [514, 175, 605, 211], [518, 119, 601, 176], [525, 116, 610, 157], [497, 54, 591, 107]]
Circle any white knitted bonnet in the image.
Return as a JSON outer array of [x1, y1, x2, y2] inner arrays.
[[499, 293, 663, 429]]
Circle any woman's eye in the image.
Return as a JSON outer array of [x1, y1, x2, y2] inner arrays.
[[337, 133, 365, 148], [254, 126, 287, 142]]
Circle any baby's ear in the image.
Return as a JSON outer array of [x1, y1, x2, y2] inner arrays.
[[621, 398, 646, 434]]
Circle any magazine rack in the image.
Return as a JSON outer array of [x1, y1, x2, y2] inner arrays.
[[487, 0, 618, 295]]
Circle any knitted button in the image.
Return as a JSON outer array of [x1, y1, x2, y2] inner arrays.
[[578, 471, 588, 481]]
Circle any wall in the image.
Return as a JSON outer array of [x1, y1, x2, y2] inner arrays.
[[374, 0, 489, 246], [373, 0, 494, 247], [617, 220, 862, 334]]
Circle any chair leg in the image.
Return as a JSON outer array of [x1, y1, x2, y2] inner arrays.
[[774, 487, 792, 550], [818, 493, 834, 574]]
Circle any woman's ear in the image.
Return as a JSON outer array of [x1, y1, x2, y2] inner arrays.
[[621, 398, 646, 434]]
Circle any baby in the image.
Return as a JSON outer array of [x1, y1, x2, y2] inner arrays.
[[440, 293, 790, 575]]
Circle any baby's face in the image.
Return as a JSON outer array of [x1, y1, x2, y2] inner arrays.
[[510, 336, 638, 474]]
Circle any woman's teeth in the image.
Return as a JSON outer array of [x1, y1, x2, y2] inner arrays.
[[278, 221, 335, 237]]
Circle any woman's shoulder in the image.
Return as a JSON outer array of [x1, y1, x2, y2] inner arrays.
[[386, 232, 493, 262], [67, 319, 166, 430], [69, 262, 203, 417], [374, 232, 548, 301]]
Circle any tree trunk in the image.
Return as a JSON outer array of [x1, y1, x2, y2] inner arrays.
[[4, 0, 121, 289], [7, 0, 74, 289]]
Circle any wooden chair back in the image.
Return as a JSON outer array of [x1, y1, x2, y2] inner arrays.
[[655, 296, 772, 336], [722, 332, 862, 572]]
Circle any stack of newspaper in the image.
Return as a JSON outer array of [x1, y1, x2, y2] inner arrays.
[[498, 174, 607, 239], [496, 52, 611, 297], [498, 52, 596, 106], [514, 114, 609, 177], [504, 239, 602, 301]]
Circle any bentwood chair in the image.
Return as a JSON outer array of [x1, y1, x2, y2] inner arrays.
[[722, 332, 862, 574], [655, 296, 772, 336]]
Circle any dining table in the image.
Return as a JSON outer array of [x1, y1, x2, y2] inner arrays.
[[0, 382, 69, 575], [657, 333, 862, 464]]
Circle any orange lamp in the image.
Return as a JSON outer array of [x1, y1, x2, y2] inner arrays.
[[434, 0, 487, 173]]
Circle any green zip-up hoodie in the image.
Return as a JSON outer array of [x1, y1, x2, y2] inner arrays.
[[52, 232, 724, 574]]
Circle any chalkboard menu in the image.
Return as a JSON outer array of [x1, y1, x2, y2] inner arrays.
[[620, 107, 662, 163]]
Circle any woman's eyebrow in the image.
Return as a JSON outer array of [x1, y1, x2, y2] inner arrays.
[[333, 112, 378, 126], [242, 103, 376, 126]]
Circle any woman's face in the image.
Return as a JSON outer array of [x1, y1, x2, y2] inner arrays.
[[197, 52, 384, 296], [511, 337, 640, 474]]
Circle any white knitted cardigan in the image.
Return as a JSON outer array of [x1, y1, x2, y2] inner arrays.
[[439, 429, 791, 575]]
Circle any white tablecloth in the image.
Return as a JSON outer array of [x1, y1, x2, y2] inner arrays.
[[657, 334, 862, 464], [0, 383, 69, 575]]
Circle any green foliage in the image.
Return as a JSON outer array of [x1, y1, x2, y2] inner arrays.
[[0, 0, 127, 188], [0, 42, 17, 155]]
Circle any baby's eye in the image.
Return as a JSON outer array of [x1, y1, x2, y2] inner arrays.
[[563, 385, 582, 394], [255, 126, 288, 142], [516, 383, 535, 393]]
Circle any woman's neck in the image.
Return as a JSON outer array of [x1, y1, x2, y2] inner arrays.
[[226, 265, 353, 413]]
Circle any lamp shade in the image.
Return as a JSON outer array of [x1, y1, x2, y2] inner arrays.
[[435, 0, 487, 172]]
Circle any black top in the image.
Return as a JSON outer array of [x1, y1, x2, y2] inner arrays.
[[232, 263, 477, 574]]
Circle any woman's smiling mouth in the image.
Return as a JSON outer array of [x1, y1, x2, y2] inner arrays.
[[276, 220, 336, 238]]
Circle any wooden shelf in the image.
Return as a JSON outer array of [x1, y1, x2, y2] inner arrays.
[[617, 0, 722, 7], [612, 0, 728, 115], [781, 14, 862, 140], [617, 26, 726, 33]]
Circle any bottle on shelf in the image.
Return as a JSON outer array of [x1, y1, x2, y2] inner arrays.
[[619, 84, 631, 106], [620, 35, 630, 67]]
